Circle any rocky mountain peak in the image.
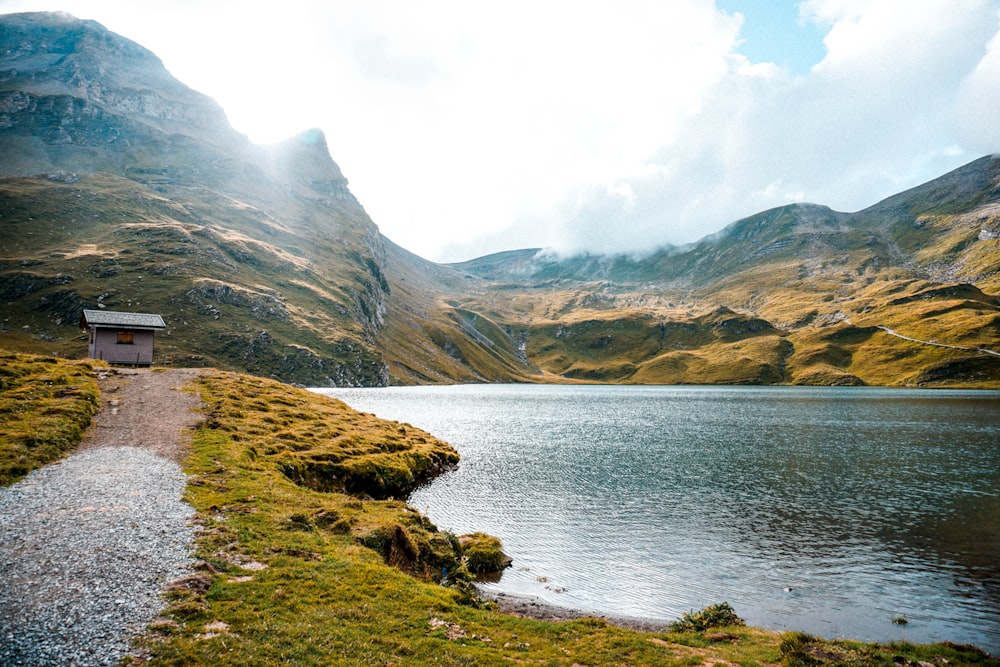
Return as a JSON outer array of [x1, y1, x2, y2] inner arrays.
[[252, 128, 356, 200], [275, 128, 342, 176]]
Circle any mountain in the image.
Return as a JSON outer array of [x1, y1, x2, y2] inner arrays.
[[451, 158, 1000, 386], [1, 12, 998, 387], [0, 11, 506, 386]]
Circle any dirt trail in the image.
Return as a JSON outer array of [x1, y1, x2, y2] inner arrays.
[[875, 326, 1000, 357], [76, 368, 205, 462], [0, 368, 205, 666]]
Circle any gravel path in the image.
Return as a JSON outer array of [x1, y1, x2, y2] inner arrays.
[[0, 368, 204, 666]]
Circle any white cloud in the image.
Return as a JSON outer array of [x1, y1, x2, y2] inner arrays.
[[2, 0, 999, 261], [542, 0, 1000, 256], [959, 8, 1000, 151]]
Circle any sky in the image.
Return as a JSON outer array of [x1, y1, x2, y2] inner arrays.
[[2, 1, 999, 262]]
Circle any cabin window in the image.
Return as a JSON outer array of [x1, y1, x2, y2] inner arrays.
[[116, 331, 135, 345]]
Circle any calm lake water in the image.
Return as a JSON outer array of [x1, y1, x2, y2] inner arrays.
[[316, 385, 1000, 653]]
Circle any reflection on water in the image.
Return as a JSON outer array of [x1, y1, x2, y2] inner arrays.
[[317, 385, 1000, 653]]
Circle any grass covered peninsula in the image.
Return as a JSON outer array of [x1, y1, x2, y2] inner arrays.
[[2, 353, 998, 666]]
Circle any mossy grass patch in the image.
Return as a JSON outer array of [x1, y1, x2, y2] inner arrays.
[[0, 350, 102, 485]]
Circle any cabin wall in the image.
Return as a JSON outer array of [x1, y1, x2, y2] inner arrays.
[[90, 328, 156, 365]]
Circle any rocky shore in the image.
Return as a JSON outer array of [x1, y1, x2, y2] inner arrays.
[[479, 589, 672, 633]]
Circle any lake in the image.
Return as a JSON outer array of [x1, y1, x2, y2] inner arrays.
[[316, 385, 1000, 653]]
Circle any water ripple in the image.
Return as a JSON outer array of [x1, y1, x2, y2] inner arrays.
[[321, 385, 1000, 654]]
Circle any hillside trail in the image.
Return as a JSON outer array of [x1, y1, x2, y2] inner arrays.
[[843, 316, 1000, 358], [0, 368, 204, 666]]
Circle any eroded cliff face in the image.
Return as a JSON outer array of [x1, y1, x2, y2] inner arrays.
[[1, 14, 245, 184]]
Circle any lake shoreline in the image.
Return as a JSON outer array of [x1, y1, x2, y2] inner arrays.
[[478, 587, 673, 632]]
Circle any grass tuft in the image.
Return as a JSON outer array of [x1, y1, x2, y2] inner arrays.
[[458, 532, 511, 575], [670, 602, 746, 633]]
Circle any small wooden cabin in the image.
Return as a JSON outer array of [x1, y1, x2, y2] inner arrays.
[[80, 310, 166, 366]]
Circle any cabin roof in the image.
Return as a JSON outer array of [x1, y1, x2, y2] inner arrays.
[[80, 309, 166, 330]]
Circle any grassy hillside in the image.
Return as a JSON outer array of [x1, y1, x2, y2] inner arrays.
[[0, 168, 390, 385], [374, 239, 536, 385], [437, 272, 999, 387], [448, 158, 1000, 388], [0, 170, 531, 387]]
